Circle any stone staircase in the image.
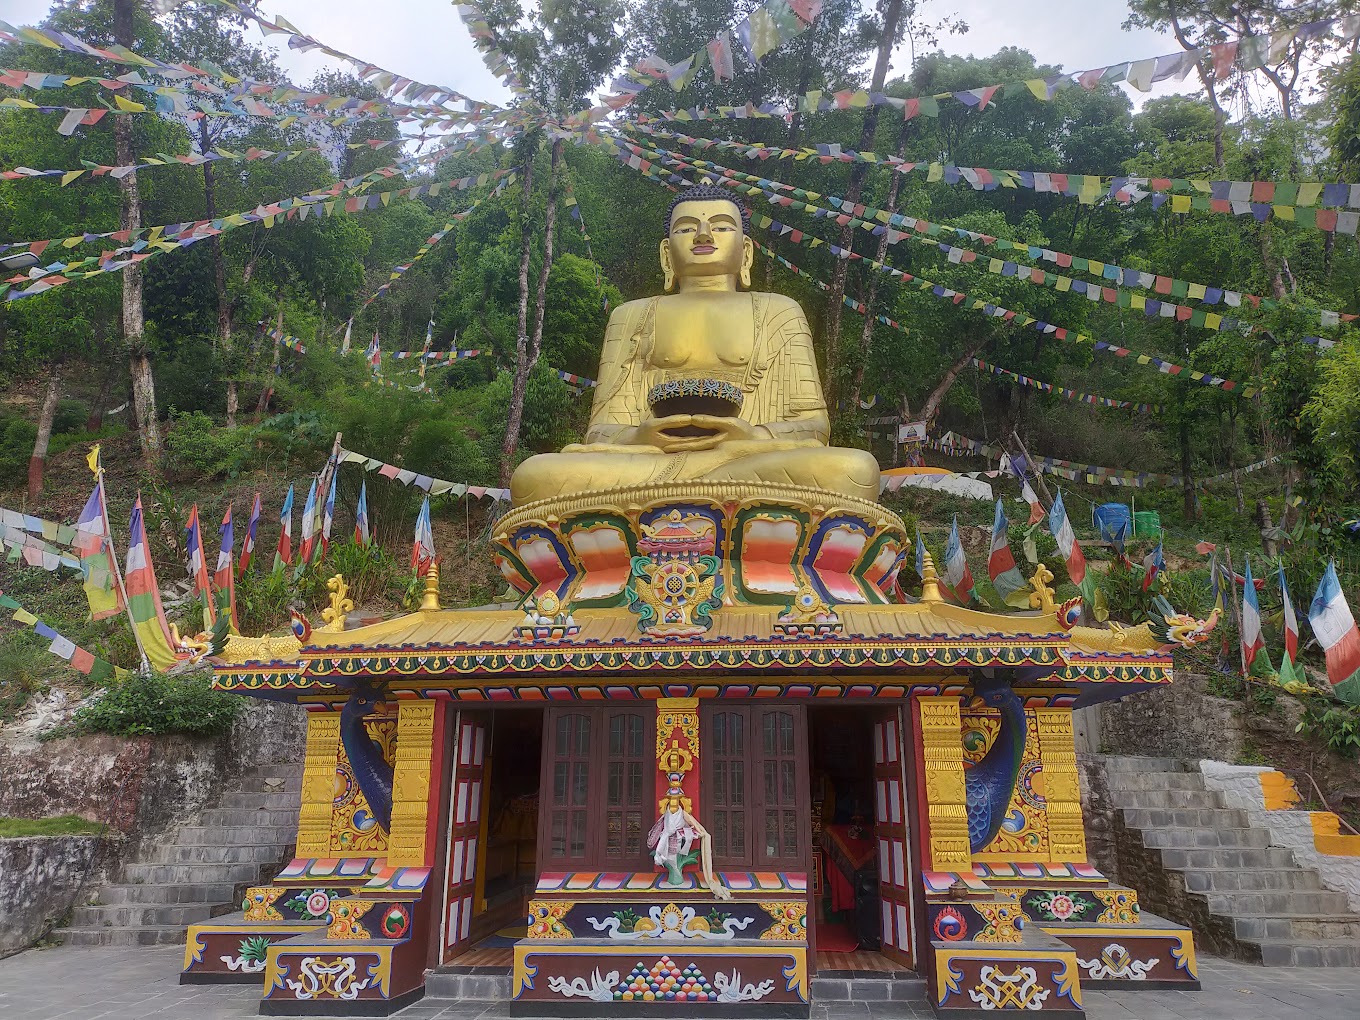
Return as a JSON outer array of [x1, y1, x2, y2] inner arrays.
[[1103, 755, 1360, 967], [56, 763, 301, 947]]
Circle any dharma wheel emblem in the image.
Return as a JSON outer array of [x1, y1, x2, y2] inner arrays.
[[627, 510, 723, 638]]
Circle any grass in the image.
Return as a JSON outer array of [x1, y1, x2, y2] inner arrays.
[[0, 815, 105, 838]]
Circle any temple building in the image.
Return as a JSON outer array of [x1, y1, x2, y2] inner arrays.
[[186, 185, 1214, 1016]]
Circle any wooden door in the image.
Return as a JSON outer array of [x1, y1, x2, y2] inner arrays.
[[441, 711, 489, 963], [872, 707, 915, 967]]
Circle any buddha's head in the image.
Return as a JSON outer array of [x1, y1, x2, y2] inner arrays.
[[660, 182, 754, 291]]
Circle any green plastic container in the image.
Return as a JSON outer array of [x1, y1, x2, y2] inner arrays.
[[1133, 510, 1161, 538]]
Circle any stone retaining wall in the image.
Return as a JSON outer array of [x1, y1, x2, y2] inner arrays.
[[0, 836, 113, 956]]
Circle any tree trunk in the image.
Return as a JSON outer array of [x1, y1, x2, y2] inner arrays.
[[226, 380, 239, 429], [1179, 417, 1198, 520], [821, 0, 905, 409], [114, 0, 160, 469], [919, 335, 991, 427], [85, 354, 116, 432], [528, 138, 563, 368], [256, 308, 282, 414], [500, 140, 539, 487], [784, 23, 821, 149], [27, 371, 62, 501], [848, 126, 909, 413], [199, 120, 237, 426], [1168, 15, 1226, 167]]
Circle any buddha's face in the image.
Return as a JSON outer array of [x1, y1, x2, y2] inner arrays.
[[662, 199, 751, 281]]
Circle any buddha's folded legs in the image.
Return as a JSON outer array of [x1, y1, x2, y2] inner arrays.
[[510, 446, 882, 505], [705, 447, 882, 503]]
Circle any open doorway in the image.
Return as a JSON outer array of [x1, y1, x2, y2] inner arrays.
[[442, 709, 543, 966], [808, 704, 915, 973]]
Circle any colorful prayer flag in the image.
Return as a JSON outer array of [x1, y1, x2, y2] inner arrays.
[[239, 492, 261, 578], [74, 478, 122, 620], [411, 496, 435, 575], [321, 470, 337, 556], [355, 481, 371, 547], [944, 515, 976, 604], [184, 505, 215, 632], [1141, 537, 1165, 591], [1308, 561, 1360, 690], [915, 528, 926, 579], [340, 316, 353, 355], [214, 504, 238, 632], [1241, 556, 1265, 674], [988, 500, 1027, 607], [125, 496, 180, 671], [273, 485, 294, 572], [1048, 490, 1087, 586], [1280, 565, 1299, 665], [296, 479, 319, 570]]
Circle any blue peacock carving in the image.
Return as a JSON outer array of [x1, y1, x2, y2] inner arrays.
[[964, 676, 1027, 853], [339, 684, 394, 833]]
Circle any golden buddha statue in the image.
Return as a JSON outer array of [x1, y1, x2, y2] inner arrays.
[[509, 183, 881, 506]]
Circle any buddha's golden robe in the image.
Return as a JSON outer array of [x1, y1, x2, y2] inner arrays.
[[509, 292, 881, 505]]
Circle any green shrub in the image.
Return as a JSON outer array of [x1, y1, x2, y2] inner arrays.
[[1298, 698, 1360, 757], [164, 409, 253, 479], [62, 670, 240, 739], [235, 565, 302, 636], [0, 631, 50, 722], [0, 415, 37, 486]]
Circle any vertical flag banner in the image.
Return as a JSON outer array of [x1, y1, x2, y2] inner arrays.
[[1048, 490, 1088, 588], [943, 514, 975, 604], [214, 504, 238, 633], [74, 478, 123, 620], [1308, 561, 1360, 696], [365, 331, 381, 375], [239, 492, 261, 578], [1278, 565, 1300, 685], [125, 496, 180, 671], [340, 317, 353, 355], [274, 484, 295, 572], [1241, 556, 1268, 675], [355, 481, 372, 547], [915, 528, 926, 579], [321, 471, 337, 557], [184, 505, 216, 632], [988, 500, 1027, 607], [411, 497, 435, 576], [296, 479, 319, 572], [1010, 456, 1045, 525], [1141, 537, 1165, 591]]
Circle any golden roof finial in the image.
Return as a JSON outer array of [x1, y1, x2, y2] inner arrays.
[[1028, 563, 1057, 614], [420, 562, 442, 612], [920, 549, 943, 604], [319, 574, 354, 632]]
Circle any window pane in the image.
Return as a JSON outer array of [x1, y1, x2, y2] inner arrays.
[[608, 762, 622, 806], [576, 716, 591, 756], [784, 809, 797, 858], [626, 811, 642, 855], [713, 712, 726, 755], [571, 811, 586, 857], [628, 715, 643, 757], [731, 762, 744, 806], [606, 811, 622, 856], [732, 714, 743, 755], [764, 761, 776, 805], [780, 713, 794, 755], [714, 812, 728, 857], [763, 713, 776, 756], [572, 763, 589, 805], [714, 763, 728, 807], [765, 809, 778, 857], [782, 760, 795, 802], [553, 763, 568, 805], [555, 715, 570, 756], [626, 762, 642, 806], [609, 714, 623, 756], [551, 812, 566, 858], [732, 810, 745, 856]]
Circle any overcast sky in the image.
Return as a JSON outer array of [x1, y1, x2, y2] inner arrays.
[[7, 1, 1200, 112]]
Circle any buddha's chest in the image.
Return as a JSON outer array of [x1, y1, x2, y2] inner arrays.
[[649, 295, 755, 372]]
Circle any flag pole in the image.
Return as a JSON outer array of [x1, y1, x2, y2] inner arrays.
[[91, 448, 150, 674]]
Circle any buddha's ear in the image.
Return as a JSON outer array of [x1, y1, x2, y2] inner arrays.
[[659, 238, 675, 292], [739, 236, 754, 289]]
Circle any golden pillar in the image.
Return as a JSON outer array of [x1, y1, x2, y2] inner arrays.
[[917, 697, 972, 869], [297, 711, 342, 857], [387, 701, 438, 866], [655, 697, 700, 814], [1034, 706, 1087, 862]]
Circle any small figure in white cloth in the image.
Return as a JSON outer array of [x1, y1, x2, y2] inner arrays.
[[647, 766, 731, 900]]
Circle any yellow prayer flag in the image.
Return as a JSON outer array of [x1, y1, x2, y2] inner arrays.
[[62, 235, 83, 248], [927, 163, 943, 183], [1089, 260, 1105, 275], [113, 95, 146, 113], [61, 170, 86, 186], [1025, 79, 1049, 100], [86, 445, 101, 476], [1187, 283, 1206, 300], [1298, 183, 1322, 207], [1274, 205, 1295, 221], [1056, 276, 1071, 292], [1131, 295, 1145, 310], [12, 609, 37, 625], [988, 258, 1003, 274], [1171, 196, 1191, 214], [1204, 313, 1222, 330]]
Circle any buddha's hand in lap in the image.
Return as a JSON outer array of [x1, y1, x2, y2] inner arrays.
[[657, 415, 768, 453]]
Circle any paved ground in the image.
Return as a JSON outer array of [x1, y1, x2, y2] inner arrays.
[[1, 945, 1358, 1019]]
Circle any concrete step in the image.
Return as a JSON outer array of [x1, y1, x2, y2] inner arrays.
[[1182, 868, 1323, 893], [808, 974, 927, 1003], [1157, 847, 1299, 870], [1106, 771, 1208, 792], [1206, 890, 1355, 916], [122, 862, 265, 885], [1141, 826, 1272, 850], [1116, 789, 1227, 810], [1250, 940, 1360, 967], [1232, 914, 1360, 942], [56, 925, 187, 947], [71, 901, 232, 928], [172, 824, 296, 846], [1122, 807, 1250, 829], [1101, 756, 1195, 773], [97, 882, 239, 905], [214, 791, 302, 811], [195, 808, 298, 827], [425, 971, 512, 1000], [151, 843, 289, 865]]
